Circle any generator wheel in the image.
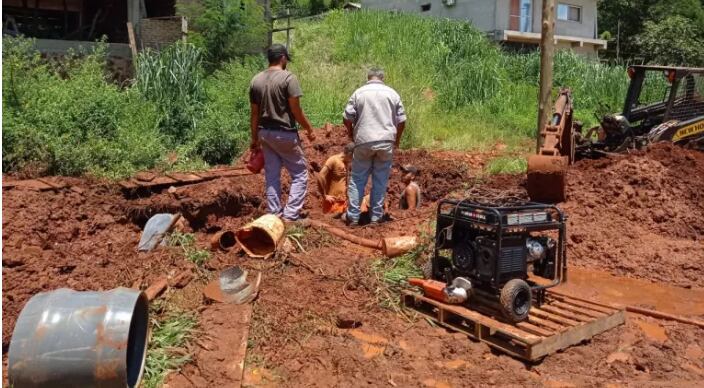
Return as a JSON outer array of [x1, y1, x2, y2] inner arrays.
[[500, 279, 532, 323]]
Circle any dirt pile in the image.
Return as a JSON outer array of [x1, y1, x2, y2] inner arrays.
[[563, 143, 704, 287], [567, 143, 704, 239], [303, 124, 470, 207]]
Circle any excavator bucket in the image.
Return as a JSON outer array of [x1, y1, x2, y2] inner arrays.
[[526, 154, 568, 203], [527, 88, 574, 203]]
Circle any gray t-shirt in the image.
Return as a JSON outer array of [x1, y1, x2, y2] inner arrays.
[[249, 69, 303, 130], [343, 80, 406, 145]]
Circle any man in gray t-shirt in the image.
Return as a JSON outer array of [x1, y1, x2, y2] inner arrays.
[[342, 68, 406, 225], [249, 44, 315, 221]]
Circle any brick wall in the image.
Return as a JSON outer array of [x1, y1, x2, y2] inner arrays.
[[140, 16, 187, 49]]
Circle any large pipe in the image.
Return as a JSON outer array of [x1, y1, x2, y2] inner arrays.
[[302, 219, 418, 258], [304, 219, 381, 249], [8, 288, 150, 388]]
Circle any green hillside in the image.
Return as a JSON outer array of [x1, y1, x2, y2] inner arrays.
[[3, 10, 630, 178], [280, 10, 628, 150]]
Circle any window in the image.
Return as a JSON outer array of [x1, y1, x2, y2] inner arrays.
[[557, 4, 581, 22], [421, 3, 431, 12], [520, 0, 532, 32]]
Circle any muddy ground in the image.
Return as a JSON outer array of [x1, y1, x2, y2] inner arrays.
[[2, 126, 704, 386]]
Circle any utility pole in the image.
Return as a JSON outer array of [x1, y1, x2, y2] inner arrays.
[[537, 0, 555, 153]]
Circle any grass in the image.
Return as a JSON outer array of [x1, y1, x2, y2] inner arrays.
[[370, 235, 429, 313], [4, 10, 633, 178], [169, 232, 211, 266], [276, 10, 630, 152], [484, 156, 528, 175], [284, 224, 308, 253], [142, 309, 198, 388]]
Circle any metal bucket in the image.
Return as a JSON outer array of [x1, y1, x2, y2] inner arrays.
[[8, 287, 149, 388], [235, 214, 285, 258]]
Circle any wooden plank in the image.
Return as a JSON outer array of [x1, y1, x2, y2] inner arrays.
[[549, 290, 622, 312], [540, 305, 593, 322], [548, 294, 617, 315], [119, 179, 140, 189], [516, 321, 554, 337], [199, 169, 253, 179], [529, 310, 626, 360], [37, 177, 69, 189], [11, 179, 54, 191], [166, 172, 204, 184], [550, 301, 607, 319], [403, 290, 626, 362], [405, 292, 541, 344], [135, 176, 177, 188], [2, 181, 18, 190], [530, 307, 581, 327], [527, 315, 567, 333]]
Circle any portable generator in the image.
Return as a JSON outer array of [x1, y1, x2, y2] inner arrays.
[[430, 199, 567, 322]]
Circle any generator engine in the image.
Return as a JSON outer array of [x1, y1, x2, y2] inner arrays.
[[431, 200, 567, 322]]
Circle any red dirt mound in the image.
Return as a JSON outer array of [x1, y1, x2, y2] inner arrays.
[[454, 143, 704, 287], [303, 125, 470, 208], [563, 143, 704, 287]]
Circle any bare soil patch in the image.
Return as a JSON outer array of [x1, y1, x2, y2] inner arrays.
[[3, 127, 703, 386]]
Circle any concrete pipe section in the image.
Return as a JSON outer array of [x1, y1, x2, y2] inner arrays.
[[8, 287, 149, 388]]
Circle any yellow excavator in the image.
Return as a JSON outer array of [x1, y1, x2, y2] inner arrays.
[[527, 65, 704, 203]]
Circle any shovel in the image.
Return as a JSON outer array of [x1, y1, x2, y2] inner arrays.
[[203, 266, 261, 304]]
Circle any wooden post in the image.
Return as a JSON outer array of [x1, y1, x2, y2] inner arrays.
[[286, 8, 291, 48], [127, 22, 138, 59], [537, 0, 556, 152], [265, 0, 272, 47]]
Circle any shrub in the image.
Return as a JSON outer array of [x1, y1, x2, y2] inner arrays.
[[2, 37, 164, 178], [177, 0, 268, 68], [135, 42, 206, 143]]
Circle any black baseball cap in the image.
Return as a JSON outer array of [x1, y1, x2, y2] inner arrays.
[[267, 44, 291, 62]]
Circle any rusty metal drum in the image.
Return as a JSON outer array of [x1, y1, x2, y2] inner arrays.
[[8, 287, 149, 388]]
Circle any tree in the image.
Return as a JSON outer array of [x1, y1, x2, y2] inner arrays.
[[635, 16, 704, 66], [177, 0, 268, 68], [598, 0, 704, 64]]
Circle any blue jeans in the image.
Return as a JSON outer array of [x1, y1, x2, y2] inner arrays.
[[258, 129, 308, 220], [346, 141, 393, 222]]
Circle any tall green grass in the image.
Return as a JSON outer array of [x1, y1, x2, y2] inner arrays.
[[135, 42, 206, 142], [282, 10, 630, 151], [2, 37, 258, 177], [3, 10, 632, 178]]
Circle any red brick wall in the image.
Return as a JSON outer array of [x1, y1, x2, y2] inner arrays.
[[140, 16, 186, 49]]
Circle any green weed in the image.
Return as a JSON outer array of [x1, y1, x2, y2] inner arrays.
[[142, 310, 198, 388], [285, 224, 307, 253], [484, 156, 528, 175], [169, 232, 211, 266], [370, 240, 427, 313]]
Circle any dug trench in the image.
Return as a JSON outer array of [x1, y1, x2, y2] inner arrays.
[[2, 125, 703, 386]]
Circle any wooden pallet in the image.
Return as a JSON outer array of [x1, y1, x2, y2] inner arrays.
[[402, 290, 625, 361]]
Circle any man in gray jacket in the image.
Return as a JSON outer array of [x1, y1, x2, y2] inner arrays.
[[342, 68, 406, 225]]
